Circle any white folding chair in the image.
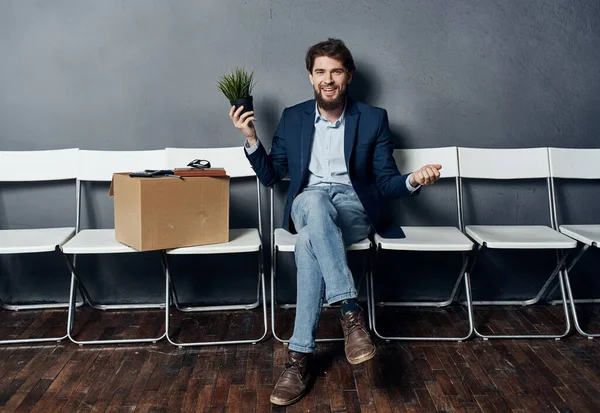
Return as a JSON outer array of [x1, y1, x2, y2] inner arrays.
[[0, 149, 79, 344], [370, 147, 475, 341], [162, 147, 267, 346], [548, 147, 600, 338], [458, 147, 577, 339], [61, 149, 167, 345], [270, 182, 372, 344]]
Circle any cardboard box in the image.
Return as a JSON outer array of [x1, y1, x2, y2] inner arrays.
[[109, 173, 229, 251]]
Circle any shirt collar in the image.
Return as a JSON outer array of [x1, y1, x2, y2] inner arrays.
[[314, 101, 346, 127]]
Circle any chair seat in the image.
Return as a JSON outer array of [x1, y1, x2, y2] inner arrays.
[[465, 225, 577, 249], [375, 226, 473, 251], [0, 227, 76, 254], [274, 228, 371, 252], [166, 228, 261, 254], [62, 229, 138, 254], [560, 225, 600, 247]]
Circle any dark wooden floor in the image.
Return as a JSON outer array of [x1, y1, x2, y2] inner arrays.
[[0, 305, 600, 412]]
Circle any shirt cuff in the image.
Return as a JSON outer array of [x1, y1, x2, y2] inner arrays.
[[244, 139, 260, 155], [406, 173, 421, 192]]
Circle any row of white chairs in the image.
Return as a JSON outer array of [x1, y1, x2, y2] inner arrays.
[[0, 147, 599, 346], [0, 148, 267, 346], [270, 147, 600, 343]]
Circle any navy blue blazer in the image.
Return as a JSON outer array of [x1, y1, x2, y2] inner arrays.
[[246, 98, 417, 238]]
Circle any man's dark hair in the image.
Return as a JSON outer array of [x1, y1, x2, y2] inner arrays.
[[305, 38, 356, 74]]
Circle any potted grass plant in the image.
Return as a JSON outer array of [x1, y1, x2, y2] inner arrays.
[[217, 67, 256, 115]]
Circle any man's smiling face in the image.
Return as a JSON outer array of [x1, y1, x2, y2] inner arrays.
[[309, 56, 353, 111]]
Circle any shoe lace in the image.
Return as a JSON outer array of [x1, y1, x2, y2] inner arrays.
[[345, 315, 367, 337], [283, 358, 305, 379]]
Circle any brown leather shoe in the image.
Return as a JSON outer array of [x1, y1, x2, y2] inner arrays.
[[270, 350, 312, 406], [341, 311, 376, 364]]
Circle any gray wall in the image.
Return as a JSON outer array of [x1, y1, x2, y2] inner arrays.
[[1, 0, 599, 305]]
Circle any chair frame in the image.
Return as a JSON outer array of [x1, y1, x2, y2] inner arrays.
[[0, 148, 82, 344], [369, 147, 475, 342], [269, 184, 373, 344], [62, 149, 167, 345], [458, 147, 574, 340], [162, 147, 268, 347], [548, 147, 600, 338]]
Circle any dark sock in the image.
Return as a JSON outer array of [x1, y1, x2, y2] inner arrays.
[[340, 298, 361, 317]]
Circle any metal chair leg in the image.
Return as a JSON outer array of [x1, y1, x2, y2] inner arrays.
[[545, 244, 596, 305], [63, 253, 166, 345], [465, 245, 563, 306], [164, 249, 268, 347], [370, 248, 474, 341], [471, 249, 572, 340], [0, 249, 80, 345], [560, 246, 600, 338], [169, 255, 261, 312]]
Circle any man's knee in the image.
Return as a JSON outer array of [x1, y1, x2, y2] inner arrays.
[[294, 190, 337, 225], [295, 229, 312, 253]]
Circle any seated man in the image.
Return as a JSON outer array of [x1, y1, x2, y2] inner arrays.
[[229, 38, 441, 406]]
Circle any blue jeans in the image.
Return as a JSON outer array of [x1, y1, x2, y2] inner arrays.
[[288, 184, 371, 353]]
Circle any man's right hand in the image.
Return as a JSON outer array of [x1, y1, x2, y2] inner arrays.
[[229, 105, 258, 146]]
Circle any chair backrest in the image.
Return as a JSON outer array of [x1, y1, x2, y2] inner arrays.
[[0, 148, 79, 182], [548, 148, 600, 179], [393, 147, 462, 228], [458, 147, 549, 179], [458, 147, 555, 228], [165, 147, 254, 178], [78, 149, 166, 182], [393, 147, 458, 178]]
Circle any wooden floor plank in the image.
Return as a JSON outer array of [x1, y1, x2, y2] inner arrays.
[[0, 305, 598, 412]]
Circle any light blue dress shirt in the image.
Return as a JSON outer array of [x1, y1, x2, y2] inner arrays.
[[306, 103, 351, 187], [245, 103, 418, 192]]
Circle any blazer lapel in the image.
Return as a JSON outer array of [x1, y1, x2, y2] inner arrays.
[[300, 105, 316, 181], [344, 99, 360, 172]]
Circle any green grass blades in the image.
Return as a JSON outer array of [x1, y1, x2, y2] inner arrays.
[[217, 67, 256, 100]]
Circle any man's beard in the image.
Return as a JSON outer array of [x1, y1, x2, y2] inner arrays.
[[314, 86, 347, 111]]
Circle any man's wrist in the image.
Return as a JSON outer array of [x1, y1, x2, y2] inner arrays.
[[409, 174, 418, 187], [244, 138, 260, 155], [405, 173, 420, 192], [246, 136, 258, 147]]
